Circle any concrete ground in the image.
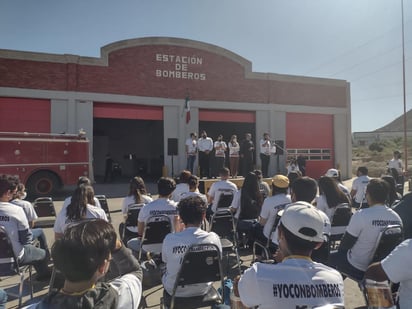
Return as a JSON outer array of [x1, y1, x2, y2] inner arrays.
[[2, 179, 369, 309]]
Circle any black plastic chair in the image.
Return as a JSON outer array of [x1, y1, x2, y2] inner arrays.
[[120, 203, 144, 243], [209, 209, 241, 275], [0, 226, 33, 307], [95, 195, 112, 222], [139, 214, 172, 261], [216, 192, 234, 210], [160, 243, 224, 309], [32, 197, 56, 228], [330, 203, 353, 249]]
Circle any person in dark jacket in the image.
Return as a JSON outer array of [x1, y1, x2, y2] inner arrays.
[[36, 219, 142, 309]]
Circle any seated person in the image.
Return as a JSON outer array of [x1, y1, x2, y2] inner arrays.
[[0, 174, 50, 281], [10, 182, 49, 255], [127, 177, 180, 253], [162, 195, 222, 297], [54, 184, 107, 240], [180, 175, 207, 205], [0, 289, 6, 309], [366, 238, 412, 309], [62, 176, 101, 209], [37, 219, 143, 308], [171, 170, 192, 202], [238, 204, 344, 308], [253, 174, 291, 259], [120, 176, 153, 241], [207, 168, 238, 217], [329, 178, 402, 280]]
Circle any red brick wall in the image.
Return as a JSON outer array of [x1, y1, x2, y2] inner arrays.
[[0, 43, 347, 108]]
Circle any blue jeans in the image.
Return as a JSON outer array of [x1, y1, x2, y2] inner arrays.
[[186, 155, 196, 174], [0, 289, 7, 309], [328, 250, 365, 281], [31, 228, 49, 253], [20, 244, 50, 277]]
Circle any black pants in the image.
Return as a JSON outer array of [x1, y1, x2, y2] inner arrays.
[[199, 151, 211, 178], [260, 154, 270, 178]]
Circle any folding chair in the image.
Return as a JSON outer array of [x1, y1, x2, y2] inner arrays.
[[32, 197, 56, 228], [209, 209, 241, 275], [341, 225, 403, 307], [95, 195, 112, 222], [330, 203, 353, 250], [160, 243, 224, 309], [120, 203, 144, 244], [0, 226, 33, 307], [216, 192, 234, 211], [139, 214, 172, 261]]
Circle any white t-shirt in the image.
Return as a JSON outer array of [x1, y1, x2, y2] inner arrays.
[[381, 239, 412, 309], [162, 227, 222, 297], [197, 137, 213, 152], [180, 191, 208, 205], [259, 193, 291, 238], [137, 198, 178, 231], [110, 272, 143, 309], [259, 139, 271, 155], [53, 204, 108, 234], [351, 175, 371, 203], [272, 201, 331, 245], [388, 158, 403, 174], [345, 204, 402, 271], [10, 199, 38, 223], [121, 195, 153, 215], [316, 195, 335, 222], [207, 179, 238, 212], [171, 183, 190, 202], [185, 138, 197, 155], [228, 141, 240, 157], [62, 196, 101, 209], [286, 164, 300, 175], [214, 141, 227, 157], [239, 257, 344, 309], [0, 202, 31, 259]]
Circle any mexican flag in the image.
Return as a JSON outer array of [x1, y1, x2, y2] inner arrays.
[[184, 96, 190, 124]]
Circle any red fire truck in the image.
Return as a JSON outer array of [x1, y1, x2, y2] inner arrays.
[[0, 131, 90, 197]]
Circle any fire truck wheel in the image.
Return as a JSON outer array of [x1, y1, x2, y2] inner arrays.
[[27, 171, 60, 197]]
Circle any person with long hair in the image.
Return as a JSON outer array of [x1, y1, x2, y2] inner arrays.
[[122, 176, 153, 218], [315, 176, 350, 222], [228, 134, 240, 177], [381, 175, 402, 207], [54, 184, 107, 240], [120, 176, 153, 241], [231, 172, 264, 246]]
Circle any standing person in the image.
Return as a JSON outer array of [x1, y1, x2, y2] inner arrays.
[[185, 132, 197, 174], [104, 153, 114, 183], [350, 166, 371, 209], [213, 134, 227, 178], [296, 154, 307, 176], [37, 219, 143, 309], [162, 196, 222, 298], [388, 150, 405, 194], [54, 185, 108, 240], [259, 133, 271, 178], [329, 178, 402, 280], [228, 134, 240, 177], [366, 238, 412, 309], [240, 133, 254, 176], [0, 174, 51, 281], [197, 130, 213, 178], [238, 204, 344, 308]]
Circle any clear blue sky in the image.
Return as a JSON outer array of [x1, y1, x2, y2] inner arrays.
[[1, 0, 411, 132]]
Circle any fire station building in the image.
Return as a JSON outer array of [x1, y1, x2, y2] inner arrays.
[[0, 37, 351, 180]]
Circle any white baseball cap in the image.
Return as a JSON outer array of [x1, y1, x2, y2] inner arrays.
[[280, 203, 325, 243], [325, 168, 339, 178]]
